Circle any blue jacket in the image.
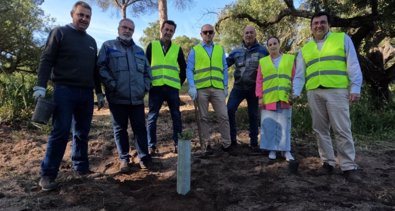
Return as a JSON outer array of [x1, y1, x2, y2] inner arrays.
[[227, 41, 268, 90], [97, 38, 152, 105]]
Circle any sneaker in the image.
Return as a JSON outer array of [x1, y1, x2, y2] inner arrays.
[[268, 151, 277, 160], [39, 177, 58, 191], [343, 169, 362, 183], [149, 147, 158, 156], [283, 151, 294, 161], [119, 161, 131, 173]]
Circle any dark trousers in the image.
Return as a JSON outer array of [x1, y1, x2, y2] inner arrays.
[[147, 86, 182, 148], [41, 85, 94, 178], [109, 103, 150, 162], [227, 88, 259, 146]]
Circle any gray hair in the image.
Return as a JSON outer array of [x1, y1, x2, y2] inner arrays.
[[119, 18, 135, 27], [71, 1, 92, 13]]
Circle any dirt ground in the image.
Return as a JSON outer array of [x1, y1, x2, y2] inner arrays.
[[0, 95, 394, 211]]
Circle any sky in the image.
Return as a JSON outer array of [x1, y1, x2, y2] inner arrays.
[[40, 0, 236, 47]]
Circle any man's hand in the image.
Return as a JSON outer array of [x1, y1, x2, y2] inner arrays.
[[224, 86, 228, 97], [96, 93, 105, 110], [188, 86, 197, 101], [33, 86, 46, 100], [349, 93, 360, 103]]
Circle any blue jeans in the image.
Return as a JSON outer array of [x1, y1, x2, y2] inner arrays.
[[41, 85, 94, 178], [109, 103, 150, 162], [227, 88, 259, 146], [147, 86, 182, 148]]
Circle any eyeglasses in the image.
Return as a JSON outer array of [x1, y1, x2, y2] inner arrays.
[[121, 26, 134, 31], [201, 30, 214, 35]]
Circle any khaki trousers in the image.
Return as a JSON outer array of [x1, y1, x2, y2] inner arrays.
[[197, 87, 231, 150], [307, 88, 358, 171]]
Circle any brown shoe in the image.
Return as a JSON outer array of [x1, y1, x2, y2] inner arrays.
[[343, 169, 362, 183], [119, 161, 130, 173]]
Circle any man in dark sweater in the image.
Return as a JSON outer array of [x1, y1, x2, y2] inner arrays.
[[33, 1, 103, 191]]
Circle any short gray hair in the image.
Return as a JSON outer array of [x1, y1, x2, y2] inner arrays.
[[119, 18, 135, 27], [71, 1, 92, 13]]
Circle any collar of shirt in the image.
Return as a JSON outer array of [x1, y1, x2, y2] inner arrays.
[[201, 41, 214, 48], [312, 31, 331, 43]]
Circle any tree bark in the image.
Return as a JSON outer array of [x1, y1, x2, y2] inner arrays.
[[158, 0, 168, 31]]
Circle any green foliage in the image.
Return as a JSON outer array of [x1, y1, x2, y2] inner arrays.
[[173, 36, 200, 59], [217, 0, 307, 53], [291, 95, 312, 138], [0, 72, 37, 123], [178, 129, 193, 140], [350, 90, 395, 140], [0, 0, 51, 74], [139, 21, 160, 48]]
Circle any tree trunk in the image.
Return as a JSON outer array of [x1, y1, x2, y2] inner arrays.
[[158, 0, 168, 30]]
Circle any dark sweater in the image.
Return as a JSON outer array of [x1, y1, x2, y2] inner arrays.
[[37, 24, 101, 91]]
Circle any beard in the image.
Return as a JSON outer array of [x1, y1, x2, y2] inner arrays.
[[119, 34, 133, 41]]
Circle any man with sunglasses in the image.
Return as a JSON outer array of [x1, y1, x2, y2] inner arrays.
[[226, 26, 268, 151], [186, 24, 233, 155], [145, 20, 186, 155], [33, 1, 103, 191], [97, 18, 152, 173]]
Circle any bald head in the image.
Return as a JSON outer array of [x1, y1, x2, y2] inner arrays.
[[243, 25, 257, 48], [200, 24, 215, 44]]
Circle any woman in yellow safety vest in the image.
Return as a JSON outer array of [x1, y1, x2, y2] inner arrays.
[[255, 36, 296, 161]]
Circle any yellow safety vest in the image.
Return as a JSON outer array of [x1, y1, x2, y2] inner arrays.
[[193, 44, 224, 89], [259, 54, 294, 104], [151, 41, 181, 89], [301, 32, 348, 90]]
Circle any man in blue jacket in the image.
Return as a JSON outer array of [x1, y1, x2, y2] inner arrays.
[[226, 26, 268, 150], [97, 18, 152, 173]]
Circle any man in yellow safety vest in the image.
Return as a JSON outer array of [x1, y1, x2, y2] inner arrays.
[[145, 20, 186, 155], [293, 11, 363, 183], [186, 24, 233, 155]]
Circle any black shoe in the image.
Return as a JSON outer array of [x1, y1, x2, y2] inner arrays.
[[316, 162, 334, 175], [343, 169, 362, 183], [222, 145, 236, 156], [119, 161, 131, 173], [230, 141, 238, 147], [249, 145, 261, 153], [173, 146, 178, 154], [149, 147, 158, 156], [39, 177, 58, 191], [74, 169, 94, 176]]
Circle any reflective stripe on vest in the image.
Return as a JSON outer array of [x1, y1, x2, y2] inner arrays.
[[301, 32, 348, 90], [193, 44, 224, 89], [151, 41, 181, 89], [259, 54, 294, 104]]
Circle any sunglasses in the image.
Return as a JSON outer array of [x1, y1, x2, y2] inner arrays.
[[201, 30, 214, 35]]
